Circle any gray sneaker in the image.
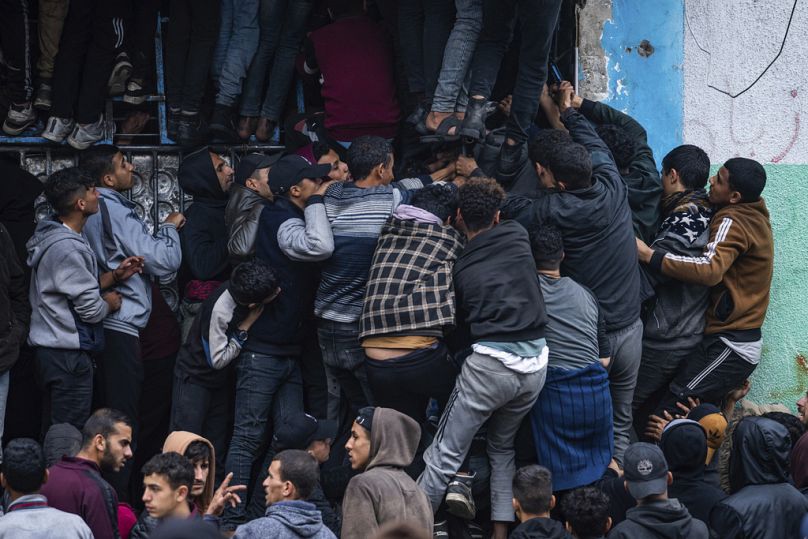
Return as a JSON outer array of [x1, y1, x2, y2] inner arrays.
[[3, 102, 37, 135], [67, 117, 105, 149], [41, 116, 75, 143], [108, 53, 132, 96]]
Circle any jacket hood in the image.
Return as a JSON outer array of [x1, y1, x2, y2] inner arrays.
[[660, 419, 708, 479], [179, 147, 227, 201], [163, 431, 215, 511], [715, 196, 770, 223], [625, 499, 699, 539], [266, 500, 325, 537], [25, 217, 87, 269], [510, 517, 569, 539], [367, 407, 421, 471], [729, 416, 790, 492], [43, 423, 82, 467]]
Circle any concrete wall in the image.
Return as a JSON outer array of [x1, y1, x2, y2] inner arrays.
[[578, 0, 808, 407]]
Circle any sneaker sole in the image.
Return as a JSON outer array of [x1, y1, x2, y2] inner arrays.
[[108, 65, 133, 96], [67, 134, 102, 150], [445, 492, 477, 520], [33, 99, 51, 110], [2, 119, 36, 136], [42, 131, 69, 143], [122, 94, 148, 105]]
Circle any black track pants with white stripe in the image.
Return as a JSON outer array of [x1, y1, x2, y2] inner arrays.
[[654, 334, 757, 416], [50, 0, 131, 123]]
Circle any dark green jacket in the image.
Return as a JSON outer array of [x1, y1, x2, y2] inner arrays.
[[579, 99, 663, 243]]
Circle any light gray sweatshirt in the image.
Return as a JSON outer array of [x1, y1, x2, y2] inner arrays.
[[26, 217, 109, 350]]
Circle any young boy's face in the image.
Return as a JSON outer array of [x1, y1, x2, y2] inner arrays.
[[142, 473, 187, 519]]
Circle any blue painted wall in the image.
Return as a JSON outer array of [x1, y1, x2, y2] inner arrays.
[[600, 0, 684, 165]]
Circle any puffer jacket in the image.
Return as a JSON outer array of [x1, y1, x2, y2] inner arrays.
[[224, 183, 269, 264], [710, 416, 808, 538]]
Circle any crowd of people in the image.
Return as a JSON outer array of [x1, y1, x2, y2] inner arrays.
[[0, 0, 806, 539]]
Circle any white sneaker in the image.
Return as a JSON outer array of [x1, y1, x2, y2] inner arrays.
[[2, 102, 37, 135], [67, 117, 105, 150], [41, 116, 75, 143]]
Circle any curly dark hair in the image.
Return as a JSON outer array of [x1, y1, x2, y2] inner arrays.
[[528, 224, 564, 270], [596, 124, 639, 170], [2, 438, 46, 494], [410, 183, 458, 222], [458, 177, 505, 232], [44, 167, 96, 216], [560, 487, 611, 539], [347, 136, 393, 181], [142, 451, 195, 492], [229, 259, 279, 306], [528, 129, 574, 168], [184, 440, 211, 464]]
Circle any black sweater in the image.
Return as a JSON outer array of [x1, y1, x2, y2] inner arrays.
[[453, 221, 546, 344]]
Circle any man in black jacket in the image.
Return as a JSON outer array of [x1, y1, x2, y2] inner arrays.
[[608, 443, 708, 539], [711, 416, 808, 538], [510, 465, 568, 539], [178, 148, 234, 338], [225, 153, 279, 264], [633, 145, 714, 438], [501, 83, 641, 465], [0, 222, 30, 460], [418, 178, 548, 539]]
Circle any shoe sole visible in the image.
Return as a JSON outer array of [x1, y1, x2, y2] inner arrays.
[[67, 134, 102, 150], [33, 98, 51, 110], [445, 492, 477, 520], [108, 65, 133, 96], [122, 94, 148, 105], [2, 119, 36, 136], [42, 131, 70, 143]]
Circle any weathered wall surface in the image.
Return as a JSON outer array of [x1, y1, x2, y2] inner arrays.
[[578, 0, 808, 407]]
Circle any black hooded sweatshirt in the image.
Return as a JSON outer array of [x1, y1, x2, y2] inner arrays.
[[607, 499, 708, 539], [510, 517, 570, 539], [711, 417, 808, 539], [660, 420, 727, 527], [179, 148, 231, 283]]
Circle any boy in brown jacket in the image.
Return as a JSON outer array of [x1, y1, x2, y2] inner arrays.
[[637, 157, 772, 415]]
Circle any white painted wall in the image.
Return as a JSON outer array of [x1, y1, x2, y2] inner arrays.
[[683, 0, 807, 163]]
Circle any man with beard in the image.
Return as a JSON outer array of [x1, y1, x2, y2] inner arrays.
[[41, 408, 133, 539]]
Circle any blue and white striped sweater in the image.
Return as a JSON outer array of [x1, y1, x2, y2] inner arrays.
[[315, 177, 428, 322]]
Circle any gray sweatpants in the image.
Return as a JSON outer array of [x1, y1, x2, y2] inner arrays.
[[417, 351, 546, 522], [605, 318, 644, 466]]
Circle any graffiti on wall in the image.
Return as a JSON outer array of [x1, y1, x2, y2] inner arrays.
[[683, 0, 806, 163]]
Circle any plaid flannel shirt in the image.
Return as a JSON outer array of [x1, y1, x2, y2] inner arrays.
[[359, 216, 465, 340]]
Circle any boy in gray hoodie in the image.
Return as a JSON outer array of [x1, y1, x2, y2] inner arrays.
[[27, 167, 143, 431]]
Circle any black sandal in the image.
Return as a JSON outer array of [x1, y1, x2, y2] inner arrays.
[[419, 115, 463, 143]]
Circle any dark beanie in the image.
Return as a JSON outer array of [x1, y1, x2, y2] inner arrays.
[[355, 406, 375, 433], [660, 419, 708, 472], [43, 423, 83, 466]]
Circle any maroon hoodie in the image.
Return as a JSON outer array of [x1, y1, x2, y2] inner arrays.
[[40, 456, 120, 539]]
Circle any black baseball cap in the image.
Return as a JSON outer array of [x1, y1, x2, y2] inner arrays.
[[268, 155, 332, 196], [271, 413, 338, 452], [235, 153, 281, 186], [623, 442, 669, 499]]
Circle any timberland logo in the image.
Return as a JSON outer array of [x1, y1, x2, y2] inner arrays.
[[637, 459, 654, 476]]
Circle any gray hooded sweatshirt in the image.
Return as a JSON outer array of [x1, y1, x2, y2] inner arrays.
[[233, 500, 336, 539], [26, 216, 109, 350]]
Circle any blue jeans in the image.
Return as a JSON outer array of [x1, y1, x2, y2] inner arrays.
[[212, 0, 260, 107], [239, 0, 312, 119], [431, 0, 483, 113], [316, 319, 373, 421], [221, 351, 303, 529]]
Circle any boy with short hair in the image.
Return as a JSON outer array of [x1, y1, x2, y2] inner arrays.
[[510, 465, 567, 539], [141, 452, 197, 522]]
